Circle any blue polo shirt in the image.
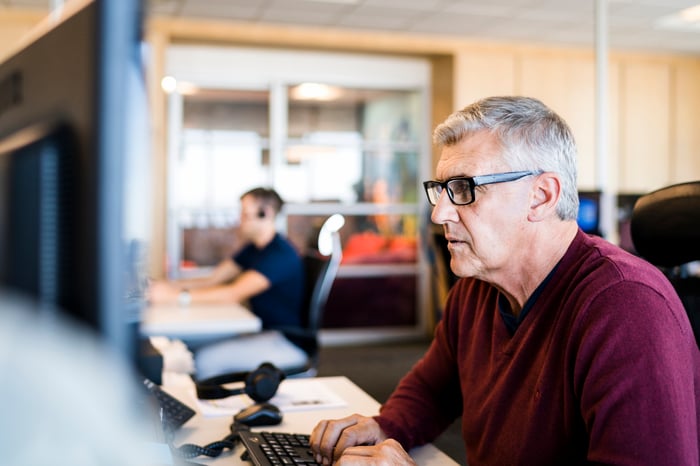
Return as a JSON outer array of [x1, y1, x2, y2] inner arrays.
[[233, 234, 305, 329]]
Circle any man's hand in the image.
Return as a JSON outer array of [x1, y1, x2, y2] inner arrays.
[[311, 414, 408, 465], [147, 280, 179, 304], [334, 439, 417, 465]]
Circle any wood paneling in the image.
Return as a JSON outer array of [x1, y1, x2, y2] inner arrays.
[[673, 61, 700, 184], [519, 54, 597, 188], [430, 55, 454, 174], [454, 51, 516, 108], [618, 61, 671, 192], [0, 10, 44, 62]]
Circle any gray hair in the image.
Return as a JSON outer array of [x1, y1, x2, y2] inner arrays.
[[433, 96, 579, 220]]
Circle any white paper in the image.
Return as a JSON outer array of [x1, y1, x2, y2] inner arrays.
[[197, 378, 347, 417]]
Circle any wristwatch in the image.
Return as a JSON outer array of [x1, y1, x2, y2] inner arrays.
[[178, 289, 191, 307]]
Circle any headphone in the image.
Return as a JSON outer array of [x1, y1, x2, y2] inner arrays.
[[194, 362, 285, 402]]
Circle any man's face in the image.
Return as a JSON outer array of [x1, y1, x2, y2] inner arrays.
[[430, 131, 533, 282]]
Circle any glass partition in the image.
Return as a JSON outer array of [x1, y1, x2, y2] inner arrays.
[[165, 46, 430, 335]]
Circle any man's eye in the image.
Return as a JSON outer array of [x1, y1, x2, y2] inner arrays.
[[449, 180, 469, 193]]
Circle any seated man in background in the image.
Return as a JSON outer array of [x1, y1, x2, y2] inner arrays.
[[150, 186, 304, 334], [310, 96, 700, 465]]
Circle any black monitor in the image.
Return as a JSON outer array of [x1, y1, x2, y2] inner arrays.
[[0, 0, 148, 366], [617, 193, 643, 254]]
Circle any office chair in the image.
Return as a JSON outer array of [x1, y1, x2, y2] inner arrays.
[[193, 214, 345, 381], [630, 181, 700, 345]]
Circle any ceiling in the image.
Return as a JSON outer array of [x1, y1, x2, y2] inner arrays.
[[4, 0, 700, 54]]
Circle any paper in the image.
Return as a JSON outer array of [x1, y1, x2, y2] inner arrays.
[[197, 378, 347, 417]]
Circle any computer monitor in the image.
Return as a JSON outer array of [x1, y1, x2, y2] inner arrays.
[[617, 193, 643, 254], [577, 191, 602, 236], [0, 0, 148, 366]]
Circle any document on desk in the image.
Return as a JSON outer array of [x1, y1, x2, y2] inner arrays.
[[197, 378, 347, 417]]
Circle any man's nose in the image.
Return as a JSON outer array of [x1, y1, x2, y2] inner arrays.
[[430, 191, 459, 225]]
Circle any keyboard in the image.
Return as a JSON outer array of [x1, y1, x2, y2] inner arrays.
[[239, 430, 321, 465], [143, 378, 196, 431]]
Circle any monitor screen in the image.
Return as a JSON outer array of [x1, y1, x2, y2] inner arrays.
[[577, 191, 602, 236], [0, 0, 148, 366], [0, 123, 78, 310]]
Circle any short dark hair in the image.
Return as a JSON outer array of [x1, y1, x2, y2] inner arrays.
[[241, 187, 284, 214]]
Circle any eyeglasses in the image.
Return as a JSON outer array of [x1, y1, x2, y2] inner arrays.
[[423, 171, 536, 206]]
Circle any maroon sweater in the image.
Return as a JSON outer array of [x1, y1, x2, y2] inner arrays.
[[377, 230, 700, 465]]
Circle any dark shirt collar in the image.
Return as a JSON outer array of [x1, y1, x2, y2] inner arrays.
[[498, 262, 560, 335]]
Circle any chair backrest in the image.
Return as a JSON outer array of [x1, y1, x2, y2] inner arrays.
[[301, 255, 329, 331], [630, 181, 700, 267], [305, 215, 344, 333], [630, 181, 700, 344], [283, 215, 343, 366]]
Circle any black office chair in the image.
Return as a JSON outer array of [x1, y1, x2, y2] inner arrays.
[[630, 181, 700, 345], [193, 214, 345, 380]]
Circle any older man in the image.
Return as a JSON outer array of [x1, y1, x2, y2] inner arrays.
[[310, 96, 700, 465]]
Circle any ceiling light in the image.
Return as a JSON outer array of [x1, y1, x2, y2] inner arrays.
[[680, 4, 700, 23], [160, 76, 200, 95], [161, 76, 177, 93], [290, 83, 342, 101], [654, 4, 700, 31]]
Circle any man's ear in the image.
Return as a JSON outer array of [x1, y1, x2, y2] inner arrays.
[[528, 172, 561, 222]]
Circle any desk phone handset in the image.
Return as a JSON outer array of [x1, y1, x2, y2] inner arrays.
[[146, 363, 286, 461], [143, 378, 239, 460]]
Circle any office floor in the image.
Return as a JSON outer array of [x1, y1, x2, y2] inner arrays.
[[316, 339, 467, 465]]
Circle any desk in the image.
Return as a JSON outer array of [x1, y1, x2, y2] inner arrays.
[[162, 373, 459, 465], [141, 303, 262, 343]]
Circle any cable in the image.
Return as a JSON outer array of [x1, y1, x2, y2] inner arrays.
[[170, 435, 238, 459], [166, 420, 250, 459]]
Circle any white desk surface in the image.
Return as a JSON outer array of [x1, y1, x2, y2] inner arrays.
[[163, 373, 459, 466], [140, 303, 262, 339]]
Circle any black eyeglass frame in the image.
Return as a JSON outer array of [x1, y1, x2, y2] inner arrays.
[[422, 171, 536, 206]]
